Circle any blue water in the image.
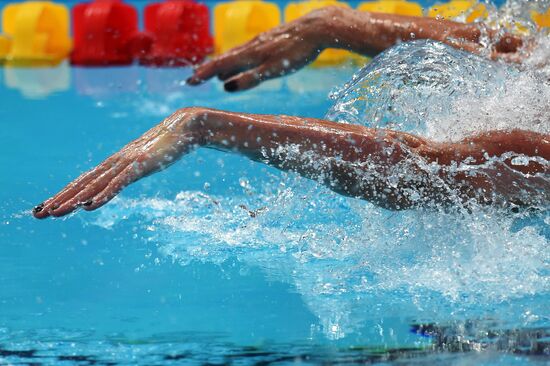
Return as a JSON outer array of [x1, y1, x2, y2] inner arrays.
[[1, 5, 550, 365], [1, 46, 549, 365]]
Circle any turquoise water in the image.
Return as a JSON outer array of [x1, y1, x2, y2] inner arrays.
[[1, 31, 549, 366]]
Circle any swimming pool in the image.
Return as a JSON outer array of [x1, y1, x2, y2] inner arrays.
[[1, 2, 550, 366], [1, 45, 548, 365]]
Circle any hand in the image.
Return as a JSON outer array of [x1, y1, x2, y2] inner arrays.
[[187, 7, 337, 92], [32, 108, 202, 219]]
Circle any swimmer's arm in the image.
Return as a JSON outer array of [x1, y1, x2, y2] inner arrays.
[[321, 7, 523, 58], [33, 108, 548, 218], [32, 107, 436, 218], [189, 7, 524, 91]]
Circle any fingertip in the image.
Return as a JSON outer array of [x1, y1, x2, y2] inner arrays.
[[224, 75, 259, 93], [191, 58, 224, 84], [186, 76, 202, 86], [35, 202, 57, 218], [81, 201, 96, 211], [32, 203, 44, 214], [217, 73, 229, 82], [32, 204, 48, 219], [224, 80, 240, 92]]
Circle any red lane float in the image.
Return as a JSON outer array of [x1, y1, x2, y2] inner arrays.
[[142, 0, 213, 66], [70, 0, 147, 65]]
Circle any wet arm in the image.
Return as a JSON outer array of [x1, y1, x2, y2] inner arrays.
[[190, 7, 524, 91], [321, 7, 499, 57], [33, 109, 548, 218], [32, 107, 434, 218]]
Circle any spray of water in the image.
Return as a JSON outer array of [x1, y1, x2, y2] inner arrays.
[[326, 41, 549, 141], [92, 2, 550, 343]]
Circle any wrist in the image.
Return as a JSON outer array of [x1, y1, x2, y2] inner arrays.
[[299, 6, 349, 49], [169, 107, 213, 145]]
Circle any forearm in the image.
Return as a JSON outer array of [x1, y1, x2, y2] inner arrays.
[[33, 107, 548, 219], [183, 110, 548, 208], [318, 7, 492, 57], [182, 108, 435, 207], [33, 107, 433, 219], [185, 108, 425, 166], [189, 6, 526, 92]]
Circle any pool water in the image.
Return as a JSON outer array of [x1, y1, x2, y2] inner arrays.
[[1, 31, 549, 366]]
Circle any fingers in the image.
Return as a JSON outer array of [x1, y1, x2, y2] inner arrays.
[[33, 160, 115, 219], [186, 59, 220, 85], [33, 156, 132, 219], [188, 48, 261, 85], [83, 164, 138, 211], [48, 160, 130, 217], [186, 30, 282, 85], [221, 49, 317, 91], [189, 39, 319, 92], [222, 64, 280, 92], [217, 69, 246, 82], [32, 115, 177, 219]]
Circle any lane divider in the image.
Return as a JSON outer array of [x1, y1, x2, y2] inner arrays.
[[0, 0, 547, 67], [142, 0, 213, 66], [1, 1, 71, 65], [428, 0, 487, 22], [71, 0, 139, 65], [214, 0, 280, 54], [358, 0, 422, 16]]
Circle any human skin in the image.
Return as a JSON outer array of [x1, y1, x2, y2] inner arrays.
[[32, 11, 544, 218], [32, 108, 549, 218], [188, 7, 526, 91]]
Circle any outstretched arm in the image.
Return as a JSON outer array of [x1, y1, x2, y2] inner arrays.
[[188, 7, 526, 91], [33, 108, 548, 218]]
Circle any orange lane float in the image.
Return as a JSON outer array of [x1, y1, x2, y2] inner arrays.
[[531, 7, 550, 28], [0, 37, 10, 60]]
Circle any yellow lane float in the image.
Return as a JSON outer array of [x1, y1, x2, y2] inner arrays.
[[285, 0, 351, 66], [1, 1, 71, 65], [214, 0, 280, 54], [0, 36, 11, 59], [357, 0, 423, 17], [532, 7, 550, 28], [428, 0, 487, 22]]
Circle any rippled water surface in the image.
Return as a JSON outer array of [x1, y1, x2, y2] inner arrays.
[[1, 1, 549, 364]]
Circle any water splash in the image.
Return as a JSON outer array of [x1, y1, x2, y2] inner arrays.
[[92, 186, 549, 341], [92, 22, 549, 342], [326, 40, 549, 142]]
